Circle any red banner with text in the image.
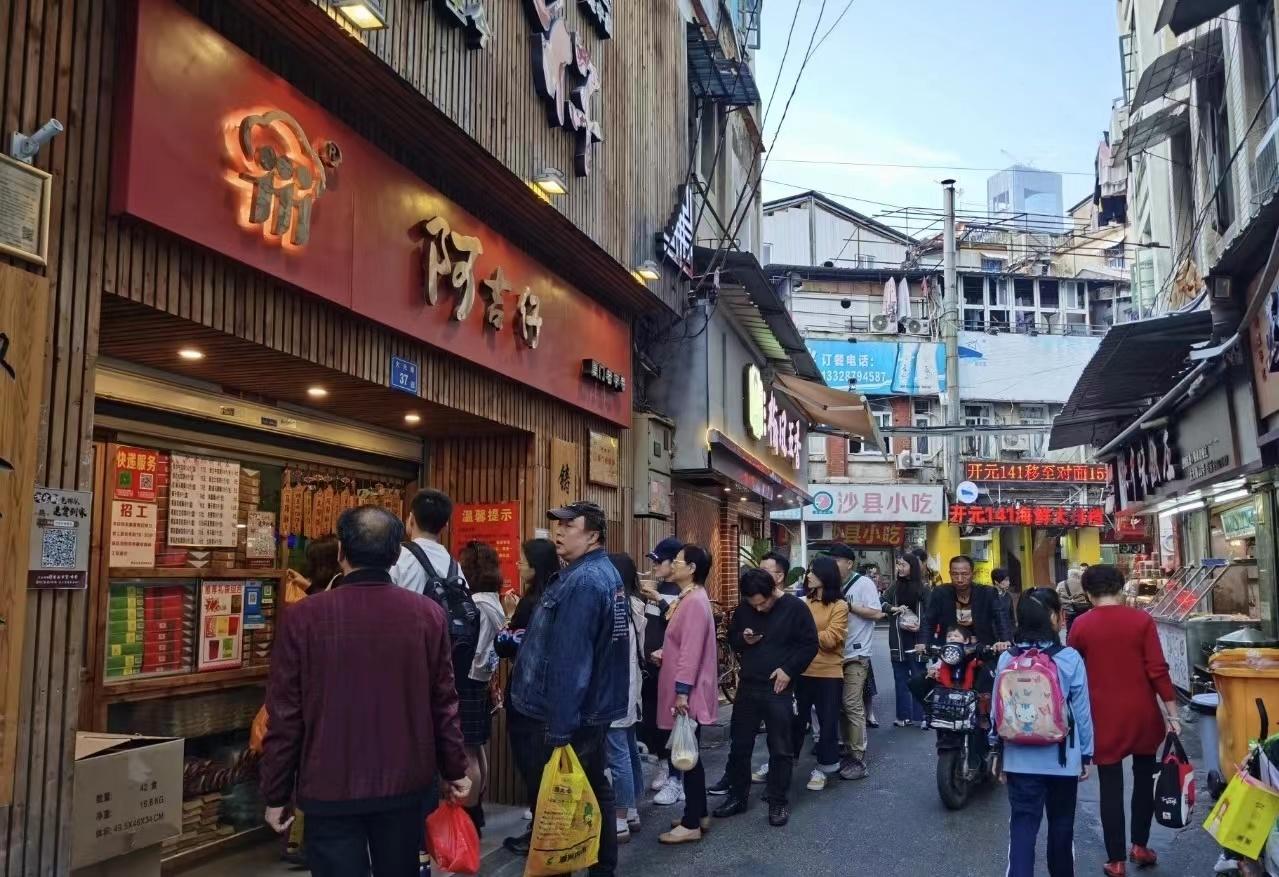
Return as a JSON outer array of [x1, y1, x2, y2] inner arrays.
[[451, 502, 522, 594]]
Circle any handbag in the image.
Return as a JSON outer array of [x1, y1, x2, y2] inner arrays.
[[1155, 731, 1196, 828]]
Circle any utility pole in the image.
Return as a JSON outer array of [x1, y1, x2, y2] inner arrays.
[[942, 179, 961, 494]]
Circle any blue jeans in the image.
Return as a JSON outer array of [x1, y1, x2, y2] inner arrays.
[[606, 726, 643, 811], [1006, 772, 1078, 877], [891, 659, 926, 724]]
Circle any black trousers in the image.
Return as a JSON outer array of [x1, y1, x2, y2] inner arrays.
[[726, 684, 795, 806], [638, 668, 669, 761], [1097, 755, 1159, 863], [570, 725, 617, 877], [508, 708, 548, 810], [792, 676, 842, 768], [305, 803, 424, 877], [680, 725, 707, 829]]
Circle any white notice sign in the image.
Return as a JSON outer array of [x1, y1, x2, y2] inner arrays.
[[167, 454, 240, 547], [0, 153, 50, 265]]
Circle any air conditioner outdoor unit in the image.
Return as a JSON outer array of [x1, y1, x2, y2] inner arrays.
[[895, 450, 925, 471], [871, 313, 899, 334], [901, 316, 928, 336], [1001, 435, 1031, 453], [1252, 114, 1279, 208]]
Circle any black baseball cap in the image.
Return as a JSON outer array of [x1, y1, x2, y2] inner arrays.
[[547, 501, 606, 522], [827, 543, 858, 562], [647, 537, 683, 564]]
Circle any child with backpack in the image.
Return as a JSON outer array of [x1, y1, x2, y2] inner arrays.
[[991, 587, 1094, 877]]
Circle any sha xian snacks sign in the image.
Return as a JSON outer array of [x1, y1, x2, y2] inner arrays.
[[111, 0, 630, 427]]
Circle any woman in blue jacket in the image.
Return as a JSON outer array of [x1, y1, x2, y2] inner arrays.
[[992, 587, 1094, 877]]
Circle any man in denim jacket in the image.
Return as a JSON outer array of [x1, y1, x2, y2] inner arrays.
[[512, 501, 628, 876]]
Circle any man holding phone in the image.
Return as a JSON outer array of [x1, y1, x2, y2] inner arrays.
[[713, 569, 817, 828]]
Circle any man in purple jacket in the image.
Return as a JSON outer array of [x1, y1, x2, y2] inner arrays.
[[261, 505, 470, 876]]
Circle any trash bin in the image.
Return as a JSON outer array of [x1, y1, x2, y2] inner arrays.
[[1190, 692, 1220, 777], [1209, 648, 1279, 779]]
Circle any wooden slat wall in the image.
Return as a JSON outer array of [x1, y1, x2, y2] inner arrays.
[[2, 0, 111, 871], [300, 0, 690, 307], [3, 0, 655, 868]]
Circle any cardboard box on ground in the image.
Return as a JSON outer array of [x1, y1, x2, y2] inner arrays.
[[71, 733, 183, 875]]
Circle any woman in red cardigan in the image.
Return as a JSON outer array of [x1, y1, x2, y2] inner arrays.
[[1067, 564, 1180, 877]]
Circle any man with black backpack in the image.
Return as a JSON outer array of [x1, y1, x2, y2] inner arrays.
[[391, 489, 484, 820]]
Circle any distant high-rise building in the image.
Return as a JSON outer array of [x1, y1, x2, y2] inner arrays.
[[987, 165, 1065, 232]]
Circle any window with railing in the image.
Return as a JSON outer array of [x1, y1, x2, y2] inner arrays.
[[1203, 70, 1235, 232], [1105, 244, 1126, 269], [1119, 32, 1135, 104], [962, 405, 991, 458]]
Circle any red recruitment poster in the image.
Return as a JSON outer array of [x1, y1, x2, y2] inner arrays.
[[451, 502, 522, 594], [112, 445, 160, 501]]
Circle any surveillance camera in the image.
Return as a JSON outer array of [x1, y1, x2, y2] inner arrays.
[[10, 117, 63, 163], [840, 298, 852, 309]]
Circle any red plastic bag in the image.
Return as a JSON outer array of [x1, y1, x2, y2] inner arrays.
[[425, 800, 480, 875]]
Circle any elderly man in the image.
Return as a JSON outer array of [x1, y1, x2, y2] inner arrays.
[[261, 505, 469, 876], [512, 501, 629, 877]]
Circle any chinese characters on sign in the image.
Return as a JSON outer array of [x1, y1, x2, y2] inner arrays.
[[452, 502, 522, 592], [765, 392, 803, 471], [168, 454, 240, 548], [524, 0, 604, 176], [947, 503, 1105, 528], [1111, 427, 1179, 511], [659, 185, 695, 278], [28, 488, 92, 589], [583, 359, 625, 392], [0, 153, 52, 266], [964, 461, 1108, 484], [419, 215, 545, 349], [198, 581, 245, 671], [772, 484, 945, 523], [744, 365, 766, 440], [576, 0, 613, 38], [231, 111, 333, 248], [109, 501, 157, 568], [588, 431, 619, 487], [112, 445, 159, 501], [836, 523, 906, 547], [436, 0, 493, 49]]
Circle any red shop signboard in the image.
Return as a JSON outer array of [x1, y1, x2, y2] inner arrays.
[[111, 0, 631, 427], [835, 523, 906, 547], [451, 502, 522, 594], [963, 461, 1109, 484], [948, 504, 1105, 528]]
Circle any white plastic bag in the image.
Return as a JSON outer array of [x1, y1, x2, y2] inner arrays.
[[669, 714, 699, 771]]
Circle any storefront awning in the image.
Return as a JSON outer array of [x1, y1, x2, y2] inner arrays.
[[1113, 104, 1189, 163], [773, 373, 883, 448], [1155, 0, 1237, 36], [1131, 27, 1223, 112], [687, 23, 761, 109], [1048, 309, 1213, 450]]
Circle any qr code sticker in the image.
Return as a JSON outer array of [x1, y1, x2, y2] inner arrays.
[[140, 473, 154, 492], [41, 528, 78, 569]]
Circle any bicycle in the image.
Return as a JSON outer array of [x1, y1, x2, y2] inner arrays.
[[710, 600, 740, 703]]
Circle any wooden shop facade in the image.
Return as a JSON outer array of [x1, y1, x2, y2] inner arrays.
[[0, 0, 689, 870]]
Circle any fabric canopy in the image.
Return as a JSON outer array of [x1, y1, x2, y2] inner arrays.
[[774, 374, 882, 446]]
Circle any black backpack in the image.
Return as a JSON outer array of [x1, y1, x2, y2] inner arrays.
[[403, 541, 481, 669]]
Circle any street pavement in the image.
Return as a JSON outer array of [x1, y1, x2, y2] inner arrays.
[[485, 629, 1224, 877]]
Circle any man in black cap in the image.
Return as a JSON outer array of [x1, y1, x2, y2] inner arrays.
[[511, 501, 629, 876], [641, 536, 685, 803]]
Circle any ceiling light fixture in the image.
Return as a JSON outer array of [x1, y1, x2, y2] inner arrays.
[[404, 413, 422, 425], [332, 0, 388, 29], [177, 347, 204, 361], [307, 386, 328, 398], [531, 166, 567, 198]]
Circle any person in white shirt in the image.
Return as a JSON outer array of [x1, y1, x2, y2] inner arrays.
[[829, 544, 884, 781]]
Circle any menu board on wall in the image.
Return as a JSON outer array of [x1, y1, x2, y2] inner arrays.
[[452, 502, 522, 593], [198, 581, 244, 671], [168, 454, 240, 547], [109, 500, 158, 568]]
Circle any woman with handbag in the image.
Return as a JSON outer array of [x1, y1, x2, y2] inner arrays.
[[792, 556, 848, 790], [653, 545, 719, 845], [887, 553, 928, 728], [1067, 564, 1180, 877], [605, 553, 648, 844]]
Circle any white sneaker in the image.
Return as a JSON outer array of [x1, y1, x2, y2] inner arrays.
[[806, 769, 827, 791], [750, 762, 770, 784], [649, 763, 670, 792], [616, 817, 631, 844], [522, 808, 532, 820], [653, 776, 684, 805], [626, 808, 641, 831]]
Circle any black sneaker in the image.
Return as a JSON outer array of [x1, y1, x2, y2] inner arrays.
[[712, 797, 749, 819], [707, 775, 731, 796], [503, 832, 532, 856], [768, 802, 789, 827]]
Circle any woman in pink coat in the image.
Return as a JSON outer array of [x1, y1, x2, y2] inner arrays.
[[653, 544, 719, 846]]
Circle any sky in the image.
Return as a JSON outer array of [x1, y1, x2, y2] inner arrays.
[[754, 0, 1122, 239]]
